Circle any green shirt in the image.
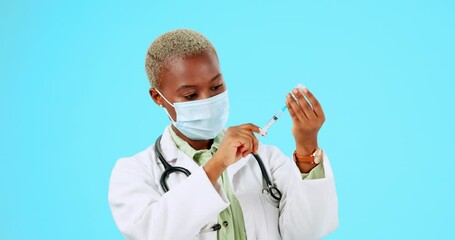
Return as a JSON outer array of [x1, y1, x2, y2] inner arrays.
[[168, 127, 324, 240]]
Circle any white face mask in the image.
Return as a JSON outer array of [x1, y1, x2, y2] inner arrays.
[[155, 89, 230, 140]]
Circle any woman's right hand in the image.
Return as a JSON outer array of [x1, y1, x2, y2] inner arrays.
[[216, 123, 261, 167], [204, 123, 261, 184]]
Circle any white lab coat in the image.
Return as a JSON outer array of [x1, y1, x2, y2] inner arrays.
[[108, 127, 338, 240]]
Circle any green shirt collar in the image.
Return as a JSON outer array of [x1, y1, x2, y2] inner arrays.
[[168, 126, 224, 164]]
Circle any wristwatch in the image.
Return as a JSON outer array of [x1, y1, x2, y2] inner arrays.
[[293, 148, 323, 165]]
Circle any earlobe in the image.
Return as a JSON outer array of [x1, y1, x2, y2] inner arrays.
[[149, 88, 163, 107]]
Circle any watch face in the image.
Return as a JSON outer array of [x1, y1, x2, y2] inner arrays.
[[313, 148, 323, 164]]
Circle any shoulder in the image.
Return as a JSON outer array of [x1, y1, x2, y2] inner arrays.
[[108, 145, 163, 208]]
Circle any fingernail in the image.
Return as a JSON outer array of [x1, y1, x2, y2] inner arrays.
[[292, 89, 298, 94]]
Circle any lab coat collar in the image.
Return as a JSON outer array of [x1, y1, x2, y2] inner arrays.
[[158, 126, 202, 173], [158, 126, 179, 163]]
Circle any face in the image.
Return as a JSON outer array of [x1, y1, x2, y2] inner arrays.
[[149, 51, 227, 121]]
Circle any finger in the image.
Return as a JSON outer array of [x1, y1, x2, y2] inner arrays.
[[236, 131, 255, 155], [301, 87, 325, 120], [239, 142, 253, 157], [239, 145, 250, 157], [285, 96, 300, 123], [237, 123, 262, 141], [286, 94, 305, 123], [242, 130, 259, 154], [239, 125, 259, 153], [240, 130, 258, 155], [237, 143, 250, 158], [292, 88, 317, 120], [238, 123, 261, 134], [251, 131, 259, 154]]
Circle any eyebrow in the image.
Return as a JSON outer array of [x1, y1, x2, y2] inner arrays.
[[177, 73, 222, 91]]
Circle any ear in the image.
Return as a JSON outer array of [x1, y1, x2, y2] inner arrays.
[[149, 88, 164, 107]]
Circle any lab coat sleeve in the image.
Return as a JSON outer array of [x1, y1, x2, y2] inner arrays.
[[266, 146, 339, 239], [108, 157, 229, 240], [301, 163, 324, 180]]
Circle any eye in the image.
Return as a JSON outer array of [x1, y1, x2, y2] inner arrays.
[[211, 84, 223, 91], [184, 93, 197, 100]]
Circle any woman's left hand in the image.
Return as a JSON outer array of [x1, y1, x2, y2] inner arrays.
[[285, 86, 326, 156]]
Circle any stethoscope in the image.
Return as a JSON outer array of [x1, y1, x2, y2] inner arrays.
[[154, 134, 282, 196], [154, 135, 282, 232]]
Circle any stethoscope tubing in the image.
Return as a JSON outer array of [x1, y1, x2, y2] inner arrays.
[[154, 135, 282, 200], [154, 135, 191, 192], [252, 153, 282, 201]]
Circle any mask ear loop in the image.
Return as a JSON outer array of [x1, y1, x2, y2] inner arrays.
[[154, 88, 177, 122], [155, 88, 174, 107]]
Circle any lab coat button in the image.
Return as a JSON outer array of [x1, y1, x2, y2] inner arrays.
[[222, 221, 229, 228]]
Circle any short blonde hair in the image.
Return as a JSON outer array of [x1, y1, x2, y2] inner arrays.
[[145, 29, 217, 88]]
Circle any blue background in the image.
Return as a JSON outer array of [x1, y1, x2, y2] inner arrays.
[[1, 0, 454, 239]]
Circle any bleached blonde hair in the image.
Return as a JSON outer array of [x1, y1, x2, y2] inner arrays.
[[145, 29, 217, 88]]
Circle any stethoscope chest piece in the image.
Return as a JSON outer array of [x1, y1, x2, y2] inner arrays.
[[262, 185, 282, 201], [252, 153, 282, 201]]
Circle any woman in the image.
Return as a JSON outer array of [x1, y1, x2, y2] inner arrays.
[[108, 29, 338, 240]]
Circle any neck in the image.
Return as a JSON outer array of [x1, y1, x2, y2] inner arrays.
[[171, 125, 213, 150]]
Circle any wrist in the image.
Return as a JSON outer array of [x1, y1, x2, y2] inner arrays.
[[293, 147, 323, 173], [203, 156, 227, 185], [295, 144, 318, 156], [211, 154, 228, 170], [295, 161, 317, 173], [295, 135, 318, 155]]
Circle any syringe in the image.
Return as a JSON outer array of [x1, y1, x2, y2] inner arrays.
[[259, 106, 287, 136]]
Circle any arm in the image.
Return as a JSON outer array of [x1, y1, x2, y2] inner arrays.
[[276, 86, 338, 238], [285, 86, 325, 174], [108, 157, 228, 240], [265, 146, 338, 239]]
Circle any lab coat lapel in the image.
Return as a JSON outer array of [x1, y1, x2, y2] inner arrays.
[[227, 156, 251, 183], [159, 126, 179, 162]]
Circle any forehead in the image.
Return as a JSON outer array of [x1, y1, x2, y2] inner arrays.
[[159, 51, 220, 90]]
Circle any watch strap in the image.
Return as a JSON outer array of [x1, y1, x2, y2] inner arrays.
[[293, 148, 323, 165]]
